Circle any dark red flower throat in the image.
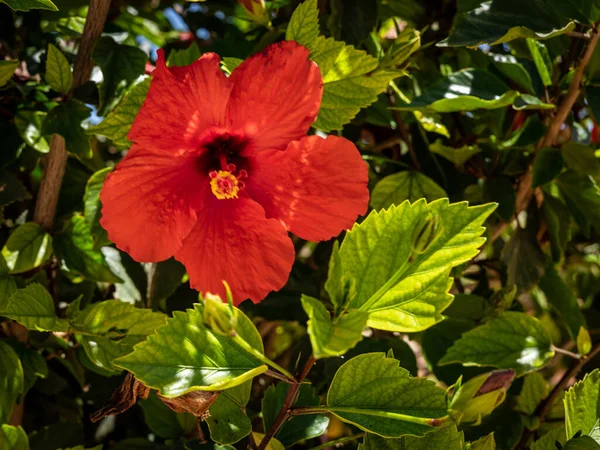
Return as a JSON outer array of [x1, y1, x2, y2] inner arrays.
[[198, 128, 252, 200]]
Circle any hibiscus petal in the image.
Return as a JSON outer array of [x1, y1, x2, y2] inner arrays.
[[226, 41, 323, 153], [246, 135, 370, 241], [175, 197, 295, 304], [100, 145, 205, 262], [129, 50, 233, 151]]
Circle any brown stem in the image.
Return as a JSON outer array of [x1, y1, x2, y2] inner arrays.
[[257, 356, 317, 450], [514, 21, 600, 217], [33, 0, 110, 230], [516, 342, 600, 449]]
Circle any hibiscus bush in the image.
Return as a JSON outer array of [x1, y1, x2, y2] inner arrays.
[[3, 0, 600, 449]]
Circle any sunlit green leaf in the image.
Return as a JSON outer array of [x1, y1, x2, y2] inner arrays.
[[516, 372, 548, 416], [115, 303, 268, 396], [73, 300, 167, 372], [83, 167, 112, 249], [0, 60, 19, 86], [54, 215, 122, 283], [370, 171, 447, 210], [0, 424, 29, 450], [88, 78, 150, 149], [206, 383, 253, 445], [301, 295, 367, 359], [439, 311, 555, 376], [395, 70, 550, 113], [326, 352, 447, 437], [92, 37, 147, 114], [327, 199, 495, 332], [2, 222, 52, 274], [14, 111, 50, 153], [167, 42, 201, 67], [359, 424, 464, 450], [429, 139, 481, 166], [0, 341, 24, 424], [45, 43, 72, 93], [0, 283, 69, 332], [565, 369, 600, 441]]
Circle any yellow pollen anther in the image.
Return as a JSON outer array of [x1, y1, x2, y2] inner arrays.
[[210, 170, 241, 200]]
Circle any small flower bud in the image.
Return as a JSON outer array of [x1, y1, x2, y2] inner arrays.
[[202, 292, 237, 336], [238, 0, 269, 25], [410, 212, 442, 256], [449, 370, 515, 425]]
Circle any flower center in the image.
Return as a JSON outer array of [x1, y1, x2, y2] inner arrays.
[[199, 129, 252, 200], [209, 164, 247, 200]]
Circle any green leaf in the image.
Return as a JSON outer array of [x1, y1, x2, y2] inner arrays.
[[0, 341, 24, 424], [92, 37, 147, 114], [563, 436, 600, 449], [539, 265, 586, 340], [43, 99, 92, 159], [0, 283, 69, 332], [262, 383, 329, 447], [501, 225, 546, 292], [115, 303, 268, 396], [439, 311, 555, 376], [531, 426, 567, 450], [516, 372, 548, 415], [429, 139, 481, 166], [542, 194, 571, 262], [286, 0, 400, 131], [359, 424, 464, 450], [285, 0, 320, 46], [206, 383, 253, 445], [14, 111, 50, 153], [381, 29, 421, 69], [206, 310, 265, 445], [469, 433, 496, 450], [565, 369, 600, 441], [2, 222, 52, 274], [83, 167, 112, 248], [0, 60, 19, 86], [18, 347, 48, 393], [167, 42, 201, 67], [444, 0, 575, 47], [532, 148, 564, 187], [139, 391, 194, 439], [0, 255, 17, 301], [489, 53, 535, 94], [562, 142, 600, 183], [0, 425, 29, 450], [370, 171, 447, 210], [88, 78, 150, 149], [45, 44, 72, 93], [526, 39, 553, 86], [578, 327, 593, 357], [327, 199, 495, 332], [0, 0, 56, 11], [0, 171, 30, 207], [301, 295, 367, 359], [326, 352, 447, 437], [54, 215, 122, 283], [73, 300, 167, 372], [556, 171, 600, 236], [449, 370, 514, 424], [395, 70, 545, 113], [101, 248, 141, 304]]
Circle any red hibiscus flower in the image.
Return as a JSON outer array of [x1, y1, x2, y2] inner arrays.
[[99, 41, 369, 304]]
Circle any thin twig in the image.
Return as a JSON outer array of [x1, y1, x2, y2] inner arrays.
[[516, 342, 600, 449], [552, 345, 581, 360], [33, 0, 110, 229], [257, 356, 317, 450], [514, 20, 600, 216], [566, 30, 592, 40]]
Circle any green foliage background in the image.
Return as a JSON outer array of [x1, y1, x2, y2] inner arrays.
[[2, 0, 600, 449]]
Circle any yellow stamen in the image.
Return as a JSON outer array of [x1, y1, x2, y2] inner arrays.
[[210, 170, 240, 200]]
